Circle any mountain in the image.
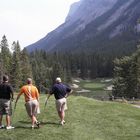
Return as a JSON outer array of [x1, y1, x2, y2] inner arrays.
[[26, 0, 140, 54]]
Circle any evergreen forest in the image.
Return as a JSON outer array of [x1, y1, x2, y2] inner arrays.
[[1, 35, 140, 99], [0, 35, 114, 92], [113, 41, 140, 98]]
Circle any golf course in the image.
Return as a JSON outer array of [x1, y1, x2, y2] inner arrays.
[[0, 79, 140, 140]]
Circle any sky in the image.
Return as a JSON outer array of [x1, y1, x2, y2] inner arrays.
[[0, 0, 79, 49]]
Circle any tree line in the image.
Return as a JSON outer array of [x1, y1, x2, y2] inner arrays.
[[0, 35, 115, 92], [113, 41, 140, 99], [0, 35, 33, 91]]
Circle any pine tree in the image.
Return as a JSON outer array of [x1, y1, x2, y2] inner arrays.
[[0, 35, 12, 77], [133, 49, 140, 98], [20, 48, 33, 85], [0, 52, 3, 82], [10, 41, 22, 90], [113, 44, 140, 98], [113, 57, 132, 98]]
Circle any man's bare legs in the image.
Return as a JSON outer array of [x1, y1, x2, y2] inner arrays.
[[0, 115, 3, 126], [6, 115, 11, 126], [29, 105, 40, 128]]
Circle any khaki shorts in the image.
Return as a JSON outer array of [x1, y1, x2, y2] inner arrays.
[[0, 99, 12, 116], [25, 100, 39, 116], [55, 98, 67, 112]]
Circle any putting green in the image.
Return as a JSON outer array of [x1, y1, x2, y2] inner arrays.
[[83, 83, 106, 89]]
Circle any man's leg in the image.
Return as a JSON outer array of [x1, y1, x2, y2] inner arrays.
[[6, 115, 11, 126], [30, 102, 40, 128], [58, 110, 65, 122], [0, 115, 3, 126], [31, 115, 37, 126], [0, 115, 5, 128], [56, 99, 66, 125], [5, 115, 14, 129], [58, 104, 65, 125], [31, 115, 40, 128]]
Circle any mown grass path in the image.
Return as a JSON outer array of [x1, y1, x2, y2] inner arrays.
[[0, 95, 140, 140]]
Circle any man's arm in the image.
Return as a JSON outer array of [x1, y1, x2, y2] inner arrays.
[[35, 87, 40, 101], [11, 92, 14, 101], [15, 94, 21, 104], [15, 88, 23, 104], [65, 89, 73, 98], [9, 85, 14, 101]]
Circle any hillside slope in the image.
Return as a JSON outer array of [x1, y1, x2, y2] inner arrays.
[[26, 0, 140, 55], [0, 95, 140, 140]]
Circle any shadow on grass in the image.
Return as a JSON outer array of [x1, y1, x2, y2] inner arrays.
[[15, 126, 37, 129], [40, 121, 60, 126], [19, 120, 59, 125], [18, 121, 31, 124], [17, 120, 60, 128], [15, 121, 39, 129]]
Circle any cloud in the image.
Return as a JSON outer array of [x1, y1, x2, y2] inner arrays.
[[0, 0, 80, 48]]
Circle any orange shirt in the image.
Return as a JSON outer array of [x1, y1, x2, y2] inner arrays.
[[19, 84, 39, 102]]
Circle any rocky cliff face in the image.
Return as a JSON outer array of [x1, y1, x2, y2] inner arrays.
[[26, 0, 140, 54], [66, 0, 117, 24]]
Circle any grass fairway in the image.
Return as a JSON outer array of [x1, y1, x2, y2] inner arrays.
[[0, 95, 140, 140], [84, 83, 106, 90], [77, 79, 112, 100], [81, 79, 112, 90]]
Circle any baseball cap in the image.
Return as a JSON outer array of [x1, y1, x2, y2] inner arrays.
[[56, 77, 61, 82]]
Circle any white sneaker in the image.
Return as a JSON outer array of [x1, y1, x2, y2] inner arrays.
[[0, 125, 4, 129], [6, 126, 15, 130], [60, 121, 64, 125], [60, 120, 65, 125]]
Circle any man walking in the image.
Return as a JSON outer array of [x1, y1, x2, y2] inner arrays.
[[15, 78, 40, 129], [46, 77, 72, 125], [0, 75, 14, 129]]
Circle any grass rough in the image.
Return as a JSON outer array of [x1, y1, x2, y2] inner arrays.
[[0, 95, 140, 140]]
